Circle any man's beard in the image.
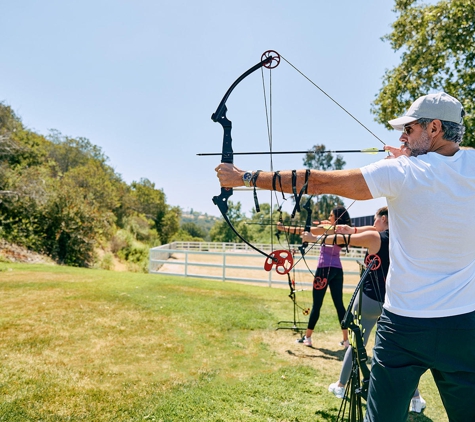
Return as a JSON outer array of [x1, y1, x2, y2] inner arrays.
[[406, 130, 431, 157]]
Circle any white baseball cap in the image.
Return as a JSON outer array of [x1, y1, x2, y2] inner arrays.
[[388, 92, 464, 131]]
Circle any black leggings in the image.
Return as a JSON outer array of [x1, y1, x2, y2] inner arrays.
[[307, 266, 345, 330]]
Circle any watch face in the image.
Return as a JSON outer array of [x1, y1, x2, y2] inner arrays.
[[243, 172, 252, 186]]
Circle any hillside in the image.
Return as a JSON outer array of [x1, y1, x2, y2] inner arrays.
[[0, 239, 55, 265]]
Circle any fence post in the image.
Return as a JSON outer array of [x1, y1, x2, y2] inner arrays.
[[222, 253, 226, 282], [184, 251, 188, 276]]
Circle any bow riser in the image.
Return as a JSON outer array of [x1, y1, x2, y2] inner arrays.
[[212, 107, 233, 214]]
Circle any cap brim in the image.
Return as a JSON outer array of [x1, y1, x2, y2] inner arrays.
[[388, 115, 418, 131]]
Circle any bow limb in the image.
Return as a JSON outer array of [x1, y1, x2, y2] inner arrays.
[[298, 196, 313, 256], [211, 51, 279, 226], [211, 51, 293, 275]]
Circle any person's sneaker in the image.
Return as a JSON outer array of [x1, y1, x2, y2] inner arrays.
[[328, 382, 345, 399], [410, 396, 427, 413], [295, 336, 312, 346]]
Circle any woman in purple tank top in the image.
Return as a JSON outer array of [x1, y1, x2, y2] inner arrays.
[[278, 206, 351, 348]]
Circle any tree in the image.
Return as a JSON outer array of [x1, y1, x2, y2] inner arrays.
[[303, 144, 346, 172], [302, 144, 346, 221], [246, 203, 281, 245], [47, 130, 109, 173], [159, 206, 181, 244], [180, 222, 207, 239], [0, 103, 49, 168], [130, 178, 180, 243], [372, 0, 475, 146], [0, 165, 53, 251], [42, 178, 111, 266], [130, 178, 167, 227], [0, 101, 188, 267], [209, 201, 252, 243]]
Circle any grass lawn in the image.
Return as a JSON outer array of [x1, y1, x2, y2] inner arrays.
[[0, 263, 447, 421]]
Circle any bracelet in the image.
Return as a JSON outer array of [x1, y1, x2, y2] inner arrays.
[[250, 170, 261, 187], [354, 227, 358, 234]]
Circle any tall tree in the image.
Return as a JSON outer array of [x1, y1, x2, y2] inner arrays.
[[303, 144, 346, 221], [372, 0, 475, 146], [180, 222, 207, 239], [46, 130, 109, 173], [0, 103, 49, 168], [130, 178, 180, 244]]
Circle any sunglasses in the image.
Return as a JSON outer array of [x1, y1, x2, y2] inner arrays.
[[402, 121, 420, 135]]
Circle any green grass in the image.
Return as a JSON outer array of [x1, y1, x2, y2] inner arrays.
[[0, 263, 447, 421]]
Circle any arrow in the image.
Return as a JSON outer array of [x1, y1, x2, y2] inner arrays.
[[197, 148, 385, 156]]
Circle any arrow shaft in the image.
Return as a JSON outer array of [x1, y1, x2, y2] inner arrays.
[[198, 149, 385, 156]]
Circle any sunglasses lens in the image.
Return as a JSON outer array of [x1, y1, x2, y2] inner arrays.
[[403, 121, 417, 135]]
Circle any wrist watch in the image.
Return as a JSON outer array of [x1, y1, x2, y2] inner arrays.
[[242, 171, 253, 187]]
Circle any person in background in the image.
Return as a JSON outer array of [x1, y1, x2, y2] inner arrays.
[[278, 206, 351, 348]]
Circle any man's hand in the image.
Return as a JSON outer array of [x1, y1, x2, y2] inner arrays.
[[215, 163, 245, 187], [384, 145, 410, 159]]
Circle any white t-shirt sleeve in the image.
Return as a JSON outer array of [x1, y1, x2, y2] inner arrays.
[[360, 157, 409, 200]]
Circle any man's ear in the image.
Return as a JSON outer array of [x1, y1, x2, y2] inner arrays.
[[431, 119, 443, 134]]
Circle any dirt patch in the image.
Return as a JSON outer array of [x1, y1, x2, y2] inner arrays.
[[95, 248, 129, 271], [0, 239, 55, 265], [264, 325, 376, 389]]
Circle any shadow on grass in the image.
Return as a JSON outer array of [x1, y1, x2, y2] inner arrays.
[[316, 347, 348, 361], [408, 412, 435, 422], [286, 347, 347, 361], [315, 409, 338, 421]]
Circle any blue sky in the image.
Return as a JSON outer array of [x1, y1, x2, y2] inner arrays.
[[0, 1, 404, 218]]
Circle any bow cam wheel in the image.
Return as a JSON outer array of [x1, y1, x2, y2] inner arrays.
[[261, 50, 281, 69], [264, 249, 293, 275], [313, 276, 328, 290], [365, 254, 382, 270]]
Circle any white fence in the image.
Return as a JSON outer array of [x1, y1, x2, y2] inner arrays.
[[149, 241, 366, 288]]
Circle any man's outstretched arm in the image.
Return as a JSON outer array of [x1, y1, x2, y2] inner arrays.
[[215, 164, 373, 200]]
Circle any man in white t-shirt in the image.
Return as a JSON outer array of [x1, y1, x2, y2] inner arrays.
[[215, 92, 475, 421]]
